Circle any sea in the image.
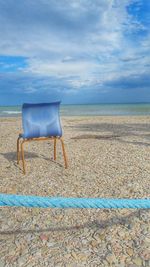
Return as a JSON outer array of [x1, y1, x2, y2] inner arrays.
[[0, 103, 150, 117]]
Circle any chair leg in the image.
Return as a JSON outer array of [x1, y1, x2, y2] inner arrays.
[[21, 140, 26, 174], [17, 137, 20, 164], [60, 138, 68, 169], [54, 137, 57, 160]]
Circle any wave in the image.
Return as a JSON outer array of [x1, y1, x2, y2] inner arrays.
[[2, 111, 21, 114]]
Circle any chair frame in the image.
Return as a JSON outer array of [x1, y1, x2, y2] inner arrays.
[[17, 135, 68, 174]]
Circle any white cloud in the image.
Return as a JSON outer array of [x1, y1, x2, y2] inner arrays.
[[0, 0, 149, 97]]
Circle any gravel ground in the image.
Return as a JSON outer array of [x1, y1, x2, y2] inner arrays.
[[0, 116, 150, 267]]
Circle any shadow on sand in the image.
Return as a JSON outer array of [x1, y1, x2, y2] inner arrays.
[[1, 210, 148, 235], [0, 151, 63, 167], [71, 122, 150, 147]]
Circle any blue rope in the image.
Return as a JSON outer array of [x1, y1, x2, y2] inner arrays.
[[0, 194, 150, 209]]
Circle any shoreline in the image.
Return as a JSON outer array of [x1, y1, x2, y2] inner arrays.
[[1, 103, 150, 118], [0, 114, 150, 118], [1, 113, 150, 118]]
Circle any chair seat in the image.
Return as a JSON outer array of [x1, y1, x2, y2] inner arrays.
[[19, 133, 59, 139]]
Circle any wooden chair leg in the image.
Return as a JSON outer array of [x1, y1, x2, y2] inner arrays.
[[60, 138, 68, 169], [54, 137, 57, 160], [21, 140, 26, 174], [17, 137, 20, 164]]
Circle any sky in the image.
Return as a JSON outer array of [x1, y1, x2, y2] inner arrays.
[[0, 0, 150, 105]]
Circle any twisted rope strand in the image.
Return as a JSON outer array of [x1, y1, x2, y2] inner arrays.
[[0, 194, 150, 209]]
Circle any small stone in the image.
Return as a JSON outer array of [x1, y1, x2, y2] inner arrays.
[[64, 253, 71, 259], [118, 231, 125, 238], [71, 251, 78, 260], [90, 240, 98, 247], [32, 208, 40, 215], [0, 259, 5, 267], [40, 234, 49, 243], [78, 253, 88, 261], [82, 239, 88, 245], [106, 254, 117, 264], [144, 260, 150, 267], [126, 248, 134, 257], [8, 187, 17, 194], [102, 260, 109, 266], [132, 257, 143, 266], [26, 233, 34, 242], [107, 244, 111, 251], [17, 256, 27, 266], [34, 251, 41, 258], [119, 255, 127, 265], [47, 242, 55, 247], [97, 233, 105, 241], [141, 249, 150, 260]]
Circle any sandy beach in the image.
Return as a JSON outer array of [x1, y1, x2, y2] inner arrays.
[[0, 115, 150, 266]]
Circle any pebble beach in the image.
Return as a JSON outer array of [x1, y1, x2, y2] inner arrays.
[[0, 115, 150, 267]]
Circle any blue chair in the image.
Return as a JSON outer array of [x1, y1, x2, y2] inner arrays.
[[17, 102, 68, 174]]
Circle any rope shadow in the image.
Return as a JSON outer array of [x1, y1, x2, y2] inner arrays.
[[1, 210, 148, 235], [71, 134, 150, 147], [72, 134, 120, 140], [71, 122, 150, 140]]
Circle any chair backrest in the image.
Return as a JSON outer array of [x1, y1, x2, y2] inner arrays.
[[22, 102, 62, 138]]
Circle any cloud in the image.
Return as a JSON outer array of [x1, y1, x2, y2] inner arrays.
[[104, 72, 150, 90], [0, 0, 150, 104]]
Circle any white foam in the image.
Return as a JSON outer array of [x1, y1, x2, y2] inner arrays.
[[2, 111, 21, 114]]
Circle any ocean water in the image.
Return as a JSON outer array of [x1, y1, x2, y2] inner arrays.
[[0, 103, 150, 117]]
